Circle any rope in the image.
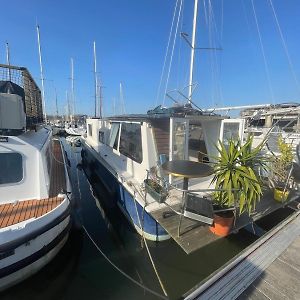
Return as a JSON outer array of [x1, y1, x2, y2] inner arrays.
[[268, 0, 300, 95], [155, 0, 180, 107], [132, 191, 169, 297], [163, 0, 184, 106], [251, 0, 275, 104], [82, 226, 168, 300]]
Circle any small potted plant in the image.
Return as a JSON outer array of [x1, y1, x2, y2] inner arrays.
[[144, 167, 168, 203], [209, 135, 266, 237], [269, 136, 294, 202]]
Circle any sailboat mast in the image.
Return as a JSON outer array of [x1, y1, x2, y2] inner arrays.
[[36, 25, 47, 122], [55, 88, 59, 118], [71, 58, 75, 121], [5, 42, 11, 81], [93, 41, 98, 117], [188, 0, 199, 103]]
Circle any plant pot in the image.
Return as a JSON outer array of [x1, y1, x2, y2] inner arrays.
[[274, 187, 289, 202], [209, 211, 234, 237], [144, 179, 167, 203]]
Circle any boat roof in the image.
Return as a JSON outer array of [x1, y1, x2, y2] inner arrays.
[[91, 105, 226, 123]]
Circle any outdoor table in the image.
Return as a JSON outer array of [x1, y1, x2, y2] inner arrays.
[[161, 160, 214, 236]]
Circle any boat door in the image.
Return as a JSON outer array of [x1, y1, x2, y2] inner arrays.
[[169, 118, 189, 183], [220, 119, 245, 143]]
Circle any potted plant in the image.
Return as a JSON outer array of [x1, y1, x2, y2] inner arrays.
[[209, 135, 267, 237], [144, 167, 168, 203], [269, 136, 294, 202]]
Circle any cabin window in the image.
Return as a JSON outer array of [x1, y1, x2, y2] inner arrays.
[[88, 124, 93, 136], [0, 152, 23, 184], [119, 123, 143, 163], [188, 124, 208, 163], [108, 123, 120, 150], [222, 123, 240, 141], [99, 131, 105, 143]]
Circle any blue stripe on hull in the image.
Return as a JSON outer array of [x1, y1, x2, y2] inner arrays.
[[82, 143, 168, 241]]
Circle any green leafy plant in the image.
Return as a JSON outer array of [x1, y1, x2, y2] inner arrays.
[[211, 135, 267, 215], [269, 136, 294, 189]]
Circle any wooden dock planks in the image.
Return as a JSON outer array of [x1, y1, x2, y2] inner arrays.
[[0, 139, 66, 229], [239, 237, 300, 300]]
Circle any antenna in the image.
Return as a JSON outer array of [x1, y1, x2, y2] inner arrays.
[[36, 24, 47, 122], [5, 42, 11, 81], [93, 41, 98, 117]]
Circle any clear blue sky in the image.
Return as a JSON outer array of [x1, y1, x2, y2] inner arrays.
[[1, 0, 300, 116]]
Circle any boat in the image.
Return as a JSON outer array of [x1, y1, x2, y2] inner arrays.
[[81, 106, 246, 242], [65, 123, 86, 136], [0, 63, 72, 291], [81, 1, 300, 253]]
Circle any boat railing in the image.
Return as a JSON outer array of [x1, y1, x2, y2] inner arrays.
[[0, 63, 44, 127]]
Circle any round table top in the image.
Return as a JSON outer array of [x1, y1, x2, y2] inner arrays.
[[161, 160, 214, 178]]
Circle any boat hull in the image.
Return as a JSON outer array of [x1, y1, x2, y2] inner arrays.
[[0, 208, 71, 292], [81, 141, 169, 241]]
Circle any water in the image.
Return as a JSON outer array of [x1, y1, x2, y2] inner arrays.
[[2, 138, 259, 300]]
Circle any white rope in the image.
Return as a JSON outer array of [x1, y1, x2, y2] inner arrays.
[[132, 191, 169, 297], [155, 0, 180, 107], [82, 226, 168, 300], [268, 0, 300, 95], [251, 0, 275, 103], [163, 0, 184, 106]]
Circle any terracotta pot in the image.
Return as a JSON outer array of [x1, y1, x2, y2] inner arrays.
[[209, 212, 234, 237]]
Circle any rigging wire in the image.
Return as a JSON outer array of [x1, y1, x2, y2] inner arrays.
[[251, 0, 275, 104], [267, 0, 300, 95], [155, 0, 180, 107], [163, 0, 184, 106]]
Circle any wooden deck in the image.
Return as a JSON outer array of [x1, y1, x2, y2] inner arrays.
[[149, 189, 300, 254], [0, 139, 66, 229]]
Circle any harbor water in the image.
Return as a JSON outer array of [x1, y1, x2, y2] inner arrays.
[[2, 137, 283, 300]]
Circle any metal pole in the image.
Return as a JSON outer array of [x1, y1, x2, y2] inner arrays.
[[55, 88, 59, 118], [93, 41, 98, 117], [5, 42, 11, 82], [188, 0, 199, 103], [36, 25, 47, 122], [71, 58, 75, 121]]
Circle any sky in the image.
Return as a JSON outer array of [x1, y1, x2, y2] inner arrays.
[[1, 0, 300, 117]]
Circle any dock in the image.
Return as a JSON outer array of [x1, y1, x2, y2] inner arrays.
[[239, 235, 300, 299], [148, 189, 300, 254], [183, 207, 300, 299]]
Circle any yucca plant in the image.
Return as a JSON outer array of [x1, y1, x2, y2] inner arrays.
[[211, 135, 267, 215]]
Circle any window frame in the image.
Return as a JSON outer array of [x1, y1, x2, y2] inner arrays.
[[0, 152, 24, 185], [119, 122, 143, 164]]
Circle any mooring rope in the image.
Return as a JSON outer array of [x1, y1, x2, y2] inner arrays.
[[74, 147, 168, 300], [82, 226, 168, 300], [132, 190, 169, 297]]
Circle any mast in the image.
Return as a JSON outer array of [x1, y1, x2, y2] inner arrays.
[[120, 82, 125, 114], [71, 58, 75, 122], [93, 41, 98, 117], [5, 42, 11, 81], [188, 0, 199, 103], [55, 88, 59, 118], [36, 24, 47, 122]]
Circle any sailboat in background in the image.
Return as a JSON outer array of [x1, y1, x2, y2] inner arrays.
[[65, 58, 86, 136]]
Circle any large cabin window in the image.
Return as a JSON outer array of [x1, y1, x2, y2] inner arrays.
[[108, 122, 120, 150], [0, 152, 23, 184], [119, 123, 143, 163]]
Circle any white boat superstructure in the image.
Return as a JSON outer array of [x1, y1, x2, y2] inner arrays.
[[0, 64, 72, 291]]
